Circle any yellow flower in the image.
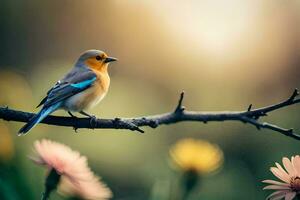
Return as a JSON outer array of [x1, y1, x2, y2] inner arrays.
[[0, 123, 14, 162], [170, 138, 223, 174]]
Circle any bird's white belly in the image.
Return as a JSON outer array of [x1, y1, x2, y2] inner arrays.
[[63, 87, 106, 112]]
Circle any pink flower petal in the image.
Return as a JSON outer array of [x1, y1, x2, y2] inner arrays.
[[30, 139, 112, 200], [292, 156, 300, 176], [267, 191, 287, 200], [271, 167, 290, 183], [282, 157, 296, 177], [284, 192, 296, 200], [275, 163, 290, 179], [262, 180, 289, 186], [269, 191, 290, 200], [263, 185, 290, 190]]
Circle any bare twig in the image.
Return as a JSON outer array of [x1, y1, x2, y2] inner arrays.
[[175, 91, 185, 113], [247, 104, 252, 112], [0, 89, 300, 140]]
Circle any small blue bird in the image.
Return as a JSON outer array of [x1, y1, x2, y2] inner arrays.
[[18, 49, 117, 135]]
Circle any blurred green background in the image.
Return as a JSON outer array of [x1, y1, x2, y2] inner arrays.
[[0, 0, 300, 199]]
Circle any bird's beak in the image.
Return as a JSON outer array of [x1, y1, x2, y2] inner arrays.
[[104, 57, 118, 63]]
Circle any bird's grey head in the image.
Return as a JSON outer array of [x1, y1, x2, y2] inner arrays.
[[78, 49, 104, 62], [75, 49, 117, 68]]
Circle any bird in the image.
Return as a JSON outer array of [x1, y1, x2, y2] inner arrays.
[[18, 49, 117, 135]]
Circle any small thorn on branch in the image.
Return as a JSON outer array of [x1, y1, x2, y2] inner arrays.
[[289, 88, 299, 101], [287, 128, 293, 134], [113, 117, 121, 123], [135, 127, 145, 133], [113, 118, 144, 133], [127, 122, 144, 133], [247, 104, 252, 111], [175, 91, 186, 113]]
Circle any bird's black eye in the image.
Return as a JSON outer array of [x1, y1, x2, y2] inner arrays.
[[96, 56, 101, 61]]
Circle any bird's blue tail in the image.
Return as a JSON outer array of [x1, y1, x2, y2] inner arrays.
[[18, 103, 61, 135]]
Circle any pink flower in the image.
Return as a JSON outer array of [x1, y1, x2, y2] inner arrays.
[[59, 175, 112, 200], [263, 156, 300, 200], [31, 139, 112, 200]]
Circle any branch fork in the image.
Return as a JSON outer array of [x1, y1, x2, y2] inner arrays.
[[175, 91, 186, 114]]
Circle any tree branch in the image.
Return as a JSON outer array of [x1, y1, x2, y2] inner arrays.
[[1, 89, 300, 140]]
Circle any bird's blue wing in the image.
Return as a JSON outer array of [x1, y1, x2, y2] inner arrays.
[[39, 69, 97, 108], [20, 68, 97, 135], [36, 81, 61, 108]]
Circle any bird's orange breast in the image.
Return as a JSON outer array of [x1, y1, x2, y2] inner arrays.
[[84, 70, 110, 108], [63, 70, 110, 111], [92, 69, 110, 93]]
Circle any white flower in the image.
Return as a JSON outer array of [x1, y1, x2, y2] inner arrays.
[[263, 156, 300, 200], [31, 139, 112, 200]]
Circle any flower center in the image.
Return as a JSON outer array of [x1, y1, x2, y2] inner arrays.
[[290, 176, 300, 191]]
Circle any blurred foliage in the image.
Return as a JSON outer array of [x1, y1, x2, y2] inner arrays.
[[0, 0, 300, 199]]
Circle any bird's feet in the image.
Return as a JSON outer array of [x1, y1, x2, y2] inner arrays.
[[73, 127, 78, 133], [80, 111, 97, 127], [68, 111, 78, 119], [79, 111, 93, 118]]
